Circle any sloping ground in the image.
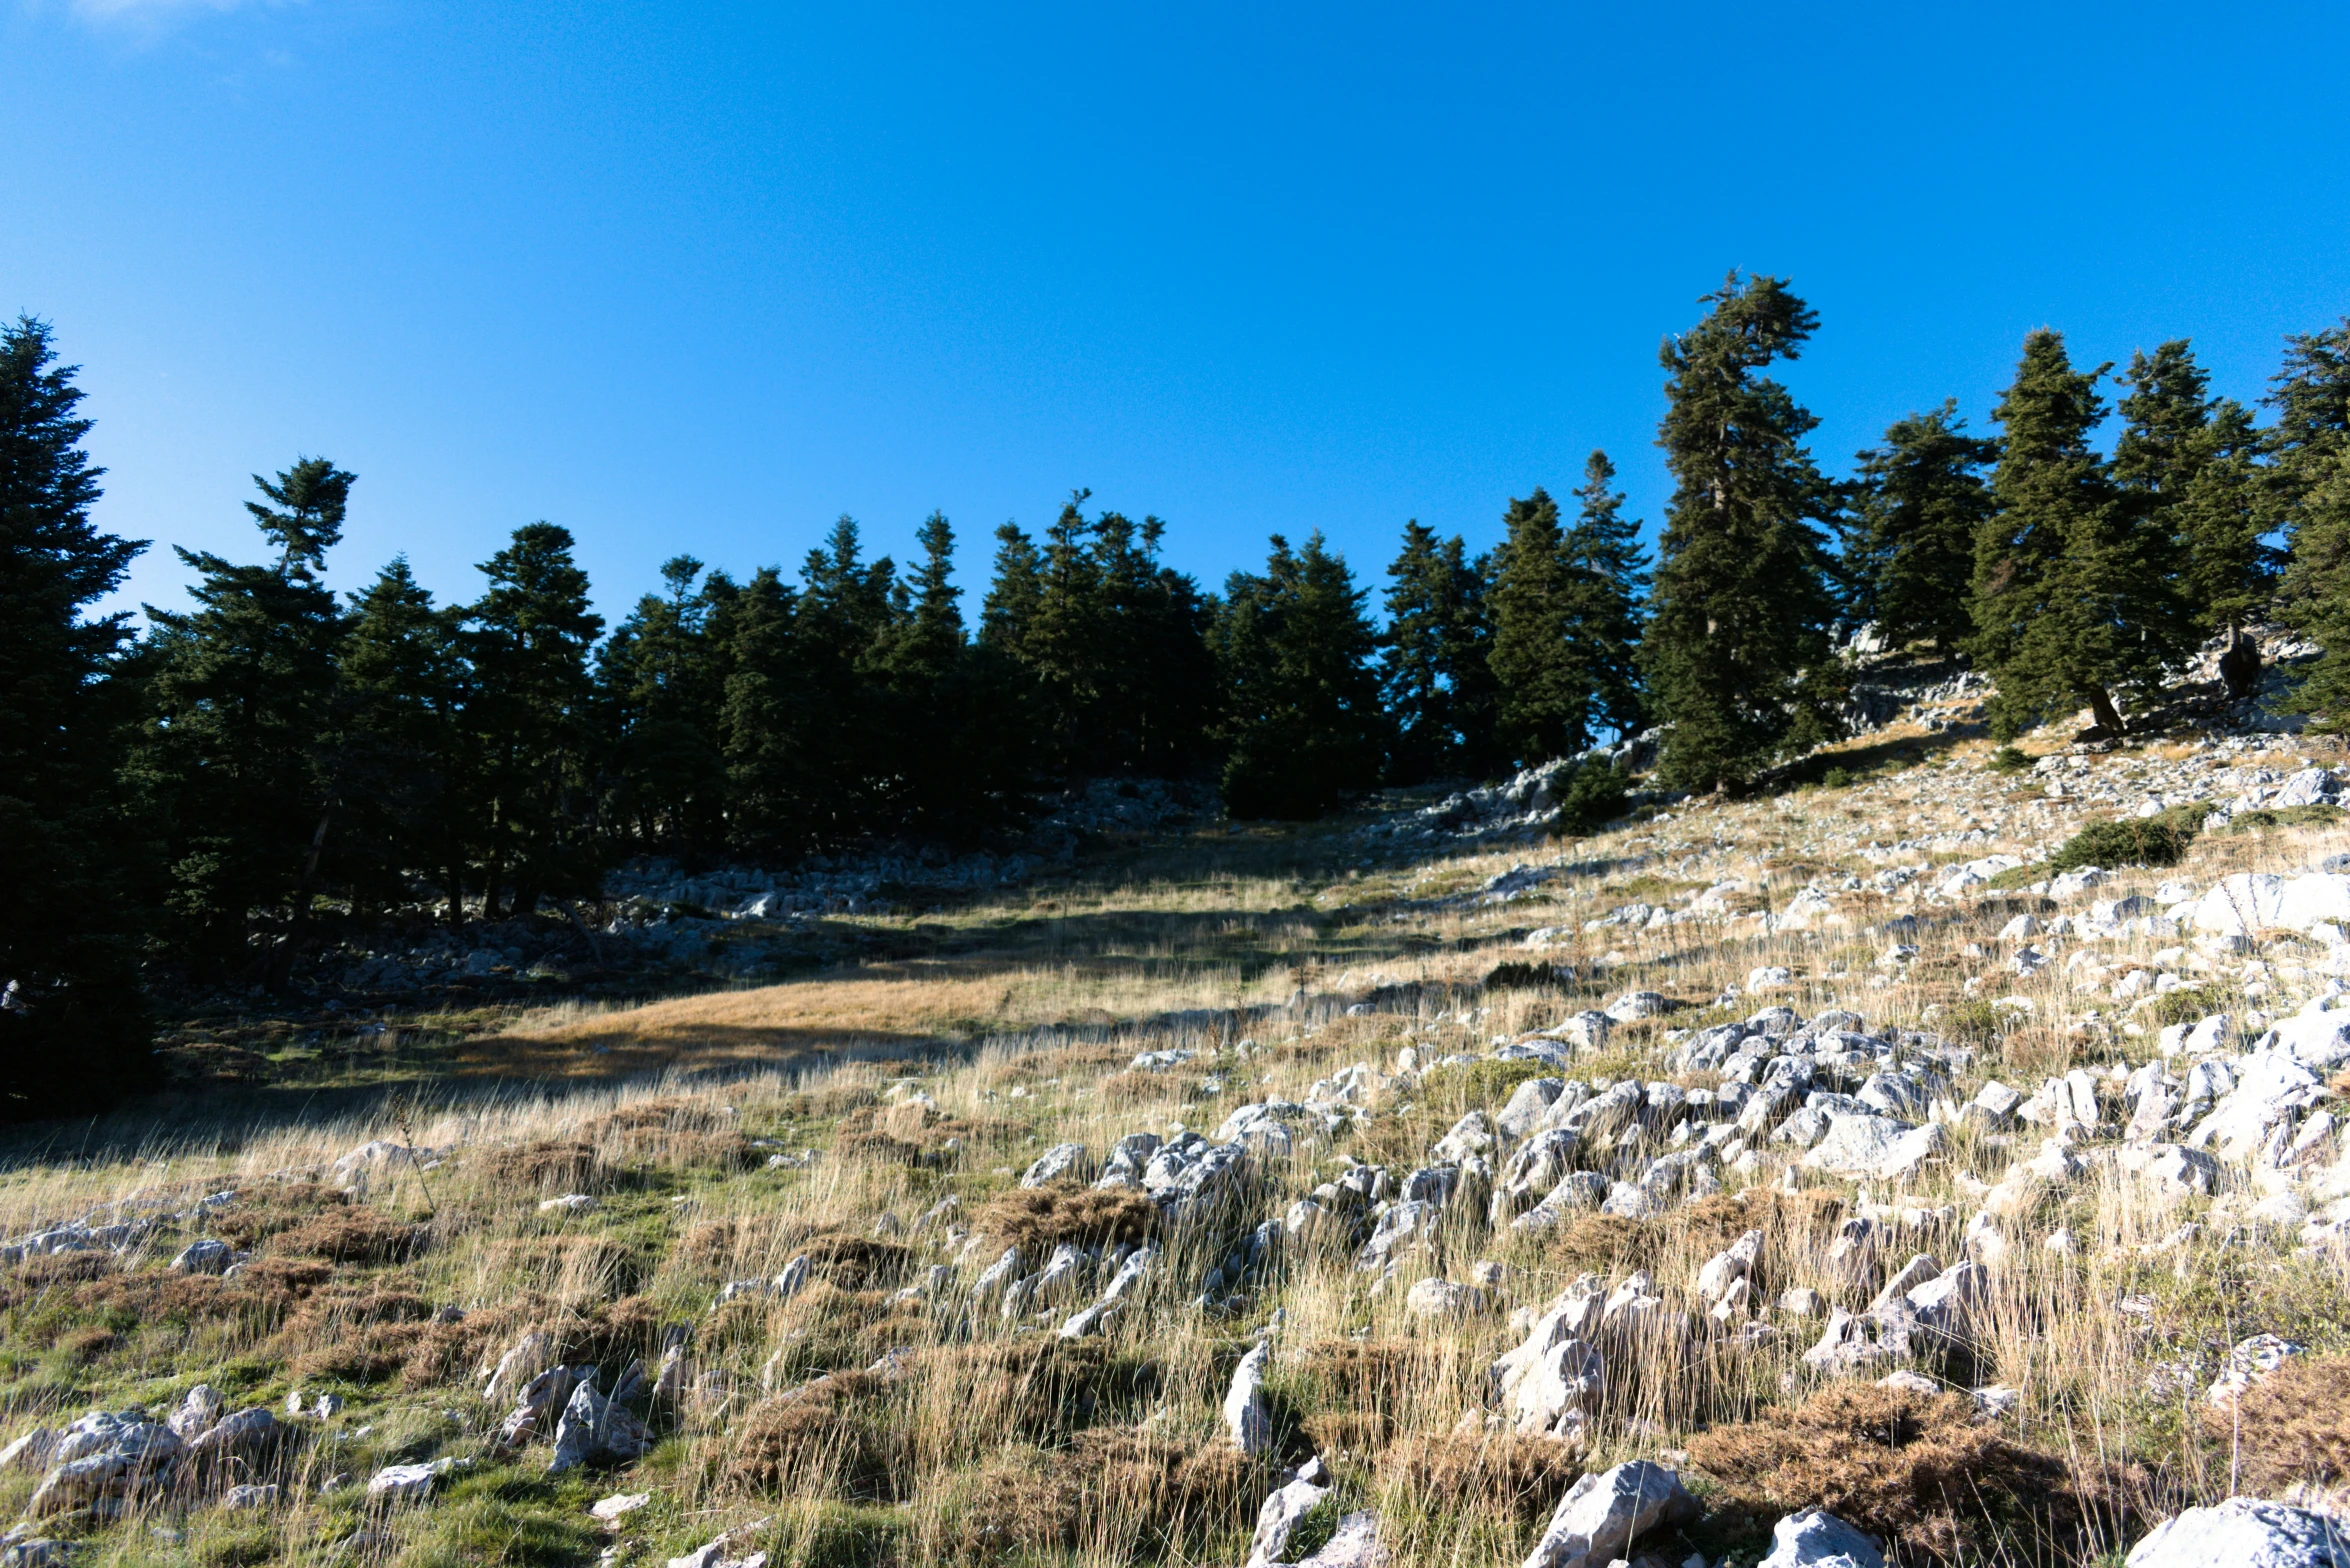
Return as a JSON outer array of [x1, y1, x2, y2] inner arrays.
[[1, 723, 2348, 1566]]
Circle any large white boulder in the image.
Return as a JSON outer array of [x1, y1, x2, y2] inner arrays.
[[1759, 1507, 1886, 1568], [1520, 1459, 1698, 1568], [2124, 1497, 2350, 1567]]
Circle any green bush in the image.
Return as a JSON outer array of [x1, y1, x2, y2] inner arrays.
[[2219, 804, 2344, 834], [2045, 805, 2206, 872], [1553, 759, 1630, 835], [1987, 746, 2031, 773], [1483, 960, 1569, 991], [1935, 999, 2008, 1045], [1821, 766, 1854, 789]]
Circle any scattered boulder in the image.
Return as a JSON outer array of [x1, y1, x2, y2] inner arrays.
[[1020, 1143, 1092, 1188], [169, 1239, 238, 1275], [1224, 1342, 1274, 1455], [1758, 1507, 1886, 1568], [1520, 1458, 1698, 1568], [2124, 1497, 2350, 1567]]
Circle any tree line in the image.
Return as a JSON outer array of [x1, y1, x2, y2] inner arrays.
[[7, 277, 2350, 1111]]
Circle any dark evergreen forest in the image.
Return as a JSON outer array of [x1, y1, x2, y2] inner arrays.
[[8, 275, 2350, 1113]]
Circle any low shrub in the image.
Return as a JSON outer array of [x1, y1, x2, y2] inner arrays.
[[1376, 1432, 1581, 1523], [265, 1205, 420, 1265], [1687, 1384, 2130, 1564], [972, 1188, 1155, 1254], [1986, 745, 2032, 773], [1821, 766, 1855, 790], [921, 1430, 1251, 1563], [2220, 803, 2345, 834], [2211, 1353, 2350, 1493], [1483, 960, 1572, 992], [2046, 805, 2206, 872]]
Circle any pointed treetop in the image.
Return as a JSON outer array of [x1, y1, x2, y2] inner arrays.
[[246, 456, 354, 570]]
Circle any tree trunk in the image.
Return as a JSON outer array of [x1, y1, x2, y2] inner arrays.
[[444, 867, 465, 933], [264, 807, 334, 993], [2086, 685, 2126, 734]]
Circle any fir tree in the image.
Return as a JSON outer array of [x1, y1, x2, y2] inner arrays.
[[1564, 450, 1649, 740], [1211, 533, 1388, 818], [1971, 329, 2194, 738], [0, 317, 153, 1112], [2271, 320, 2350, 727], [2114, 340, 2273, 695], [1642, 273, 1845, 790], [715, 567, 809, 858], [1487, 487, 1593, 766], [981, 492, 1214, 780], [460, 522, 604, 915], [142, 459, 353, 982], [599, 556, 730, 861], [1379, 521, 1497, 783], [1843, 402, 1996, 656], [336, 558, 466, 924]]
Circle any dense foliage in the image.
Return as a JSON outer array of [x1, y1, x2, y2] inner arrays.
[[10, 288, 2350, 1115]]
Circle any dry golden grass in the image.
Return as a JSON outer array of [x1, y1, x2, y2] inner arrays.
[[0, 727, 2342, 1564]]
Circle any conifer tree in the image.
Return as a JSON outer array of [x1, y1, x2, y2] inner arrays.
[[1843, 402, 1996, 656], [715, 567, 810, 858], [1380, 521, 1497, 783], [599, 556, 730, 860], [1564, 450, 1649, 739], [336, 558, 466, 923], [1211, 533, 1388, 818], [143, 458, 352, 981], [1642, 274, 1845, 790], [2114, 340, 2273, 695], [0, 317, 153, 1112], [2271, 320, 2350, 727], [981, 493, 1214, 780], [1971, 330, 2193, 738], [1488, 487, 1595, 766], [460, 522, 604, 915]]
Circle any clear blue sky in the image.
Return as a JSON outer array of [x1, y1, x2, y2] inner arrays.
[[8, 0, 2347, 628]]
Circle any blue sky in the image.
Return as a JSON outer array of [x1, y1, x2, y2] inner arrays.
[[8, 0, 2348, 627]]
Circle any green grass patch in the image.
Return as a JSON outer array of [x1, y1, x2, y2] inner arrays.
[[2218, 803, 2344, 834]]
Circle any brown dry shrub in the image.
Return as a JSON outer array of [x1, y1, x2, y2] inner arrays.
[[1302, 1340, 1449, 1410], [972, 1187, 1155, 1254], [920, 1339, 1160, 1442], [471, 1140, 606, 1194], [932, 1430, 1252, 1562], [56, 1325, 118, 1363], [265, 1206, 418, 1265], [679, 1215, 785, 1271], [1300, 1409, 1391, 1459], [292, 1325, 421, 1384], [727, 1370, 905, 1499], [74, 1270, 282, 1326], [208, 1183, 347, 1250], [1377, 1432, 1582, 1523], [485, 1236, 643, 1299], [1687, 1384, 2124, 1564], [980, 1040, 1131, 1089], [232, 1258, 333, 1297], [13, 1252, 114, 1290], [1540, 1213, 1663, 1274], [2214, 1353, 2350, 1493], [572, 1098, 755, 1172], [798, 1234, 914, 1291]]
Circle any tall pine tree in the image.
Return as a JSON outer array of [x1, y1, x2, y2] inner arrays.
[[599, 556, 731, 861], [1564, 450, 1648, 741], [335, 558, 467, 924], [0, 317, 154, 1113], [1971, 330, 2192, 738], [142, 459, 353, 983], [2114, 340, 2273, 697], [1842, 402, 1996, 656], [2271, 320, 2350, 727], [1379, 521, 1498, 783], [1211, 533, 1388, 819], [460, 522, 604, 916], [1487, 487, 1591, 766], [1643, 274, 1844, 790]]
